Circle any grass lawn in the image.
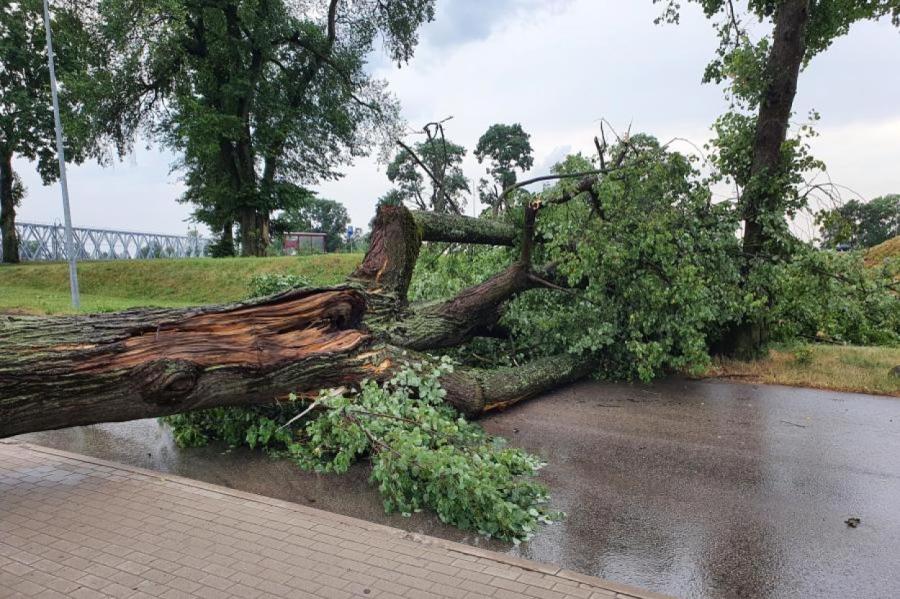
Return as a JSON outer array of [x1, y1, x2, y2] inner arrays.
[[706, 343, 900, 397], [0, 254, 362, 314]]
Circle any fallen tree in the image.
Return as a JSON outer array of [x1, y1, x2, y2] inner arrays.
[[0, 204, 593, 438], [3, 133, 750, 439]]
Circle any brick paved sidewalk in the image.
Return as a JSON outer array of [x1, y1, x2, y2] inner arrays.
[[0, 442, 671, 599]]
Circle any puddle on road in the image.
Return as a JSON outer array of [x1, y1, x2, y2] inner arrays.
[[17, 379, 900, 599]]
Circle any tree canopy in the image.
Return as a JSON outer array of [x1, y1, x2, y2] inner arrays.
[[0, 0, 100, 262], [816, 195, 900, 249], [474, 123, 534, 216], [94, 0, 435, 256], [387, 131, 468, 213]]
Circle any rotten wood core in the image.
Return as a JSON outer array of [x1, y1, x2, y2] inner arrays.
[[1, 204, 596, 438]]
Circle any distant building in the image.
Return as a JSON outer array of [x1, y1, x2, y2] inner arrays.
[[282, 232, 326, 254]]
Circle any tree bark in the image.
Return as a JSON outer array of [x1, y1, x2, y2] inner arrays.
[[0, 153, 19, 264], [742, 0, 809, 260], [412, 211, 516, 246], [239, 208, 270, 257], [0, 204, 595, 438], [730, 0, 810, 358], [0, 288, 380, 437], [388, 262, 533, 351], [441, 353, 597, 418]]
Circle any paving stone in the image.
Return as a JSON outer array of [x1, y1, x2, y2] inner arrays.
[[0, 442, 667, 599]]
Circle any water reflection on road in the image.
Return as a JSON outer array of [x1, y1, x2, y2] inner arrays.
[[18, 379, 900, 599]]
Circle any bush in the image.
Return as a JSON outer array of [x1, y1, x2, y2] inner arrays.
[[248, 273, 312, 297], [769, 249, 899, 347]]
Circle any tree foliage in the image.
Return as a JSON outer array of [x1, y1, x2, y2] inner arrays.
[[768, 248, 899, 346], [164, 356, 559, 542], [0, 0, 101, 262], [387, 136, 468, 213], [474, 123, 534, 216], [816, 195, 900, 249], [501, 140, 743, 380], [95, 0, 435, 255]]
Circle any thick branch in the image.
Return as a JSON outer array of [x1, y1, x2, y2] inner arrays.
[[412, 210, 516, 246], [440, 353, 598, 417], [387, 262, 533, 351]]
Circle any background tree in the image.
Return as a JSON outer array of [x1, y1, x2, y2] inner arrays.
[[816, 195, 899, 249], [273, 189, 350, 252], [96, 0, 435, 256], [387, 122, 468, 213], [0, 0, 97, 263], [474, 123, 534, 216], [657, 0, 900, 356]]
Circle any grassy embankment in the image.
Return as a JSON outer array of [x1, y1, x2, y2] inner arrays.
[[1, 250, 896, 396], [707, 344, 898, 397], [0, 254, 362, 314]]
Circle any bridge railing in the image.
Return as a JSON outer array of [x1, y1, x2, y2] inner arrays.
[[0, 222, 210, 262]]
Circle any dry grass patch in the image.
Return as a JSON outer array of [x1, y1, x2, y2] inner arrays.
[[707, 344, 900, 397], [865, 235, 900, 273]]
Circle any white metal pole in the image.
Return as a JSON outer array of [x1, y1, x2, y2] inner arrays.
[[42, 0, 80, 309]]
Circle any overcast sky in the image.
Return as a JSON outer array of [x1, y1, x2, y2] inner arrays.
[[15, 0, 900, 236]]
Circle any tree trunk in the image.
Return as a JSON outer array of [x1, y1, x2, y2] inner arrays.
[[1, 205, 595, 438], [221, 219, 235, 255], [0, 288, 378, 437], [0, 153, 19, 264], [240, 208, 270, 257], [729, 0, 810, 358]]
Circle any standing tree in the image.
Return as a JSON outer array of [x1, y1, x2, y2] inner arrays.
[[387, 122, 469, 213], [656, 0, 900, 356], [474, 123, 534, 216], [816, 195, 900, 249], [95, 0, 435, 256], [0, 0, 97, 263], [273, 190, 351, 252]]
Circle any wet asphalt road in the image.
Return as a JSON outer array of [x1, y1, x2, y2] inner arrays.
[[15, 379, 900, 599]]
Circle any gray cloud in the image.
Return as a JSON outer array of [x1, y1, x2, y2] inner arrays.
[[15, 0, 900, 236], [422, 0, 574, 49]]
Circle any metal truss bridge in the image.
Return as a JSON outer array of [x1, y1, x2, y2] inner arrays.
[[0, 222, 209, 262]]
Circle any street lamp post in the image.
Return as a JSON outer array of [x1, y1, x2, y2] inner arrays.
[[41, 0, 80, 309]]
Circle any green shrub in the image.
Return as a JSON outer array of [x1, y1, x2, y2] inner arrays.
[[793, 345, 814, 365], [769, 249, 899, 347], [248, 273, 312, 297]]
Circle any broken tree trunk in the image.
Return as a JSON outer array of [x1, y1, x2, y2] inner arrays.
[[1, 205, 595, 438]]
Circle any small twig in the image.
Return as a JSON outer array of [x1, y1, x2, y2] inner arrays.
[[345, 412, 401, 456], [346, 408, 418, 426], [527, 272, 569, 293], [780, 420, 808, 428], [279, 386, 345, 430]]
